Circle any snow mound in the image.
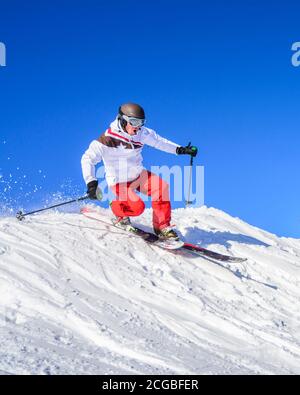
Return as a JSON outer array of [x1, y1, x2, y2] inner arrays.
[[0, 205, 300, 374]]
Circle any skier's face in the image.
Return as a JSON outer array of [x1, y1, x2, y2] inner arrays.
[[125, 122, 140, 135]]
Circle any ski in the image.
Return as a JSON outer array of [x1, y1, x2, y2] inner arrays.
[[182, 243, 247, 263]]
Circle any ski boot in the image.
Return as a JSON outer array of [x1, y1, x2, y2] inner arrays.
[[154, 226, 180, 241], [112, 216, 137, 233]]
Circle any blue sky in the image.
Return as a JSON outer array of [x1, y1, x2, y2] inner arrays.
[[0, 0, 300, 237]]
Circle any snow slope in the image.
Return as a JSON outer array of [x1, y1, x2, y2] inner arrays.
[[0, 205, 300, 375]]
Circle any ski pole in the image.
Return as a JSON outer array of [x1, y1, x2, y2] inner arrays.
[[185, 142, 196, 207], [16, 195, 89, 221], [186, 154, 194, 207]]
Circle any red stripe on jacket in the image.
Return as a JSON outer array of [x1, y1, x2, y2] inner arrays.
[[106, 128, 143, 147]]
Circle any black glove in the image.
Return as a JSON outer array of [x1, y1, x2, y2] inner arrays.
[[176, 143, 198, 157], [87, 180, 98, 200]]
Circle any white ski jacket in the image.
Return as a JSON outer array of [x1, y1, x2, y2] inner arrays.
[[81, 118, 180, 187]]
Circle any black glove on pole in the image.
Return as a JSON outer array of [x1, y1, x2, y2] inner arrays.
[[87, 180, 99, 200], [176, 142, 198, 157]]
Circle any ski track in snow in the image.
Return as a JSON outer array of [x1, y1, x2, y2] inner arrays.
[[0, 205, 300, 374]]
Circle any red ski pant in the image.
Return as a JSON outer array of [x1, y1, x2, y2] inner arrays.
[[111, 170, 171, 231]]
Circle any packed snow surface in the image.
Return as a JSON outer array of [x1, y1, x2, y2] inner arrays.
[[0, 205, 300, 374]]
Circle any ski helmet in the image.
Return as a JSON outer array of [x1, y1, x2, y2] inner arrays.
[[118, 103, 146, 129]]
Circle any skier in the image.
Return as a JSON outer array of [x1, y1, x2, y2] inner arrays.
[[81, 103, 197, 240]]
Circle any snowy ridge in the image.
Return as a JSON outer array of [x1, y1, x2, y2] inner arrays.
[[0, 205, 300, 374]]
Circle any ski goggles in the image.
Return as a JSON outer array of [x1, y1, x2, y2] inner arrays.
[[122, 115, 146, 127]]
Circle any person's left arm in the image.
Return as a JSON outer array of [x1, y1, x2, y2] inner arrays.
[[141, 128, 180, 154]]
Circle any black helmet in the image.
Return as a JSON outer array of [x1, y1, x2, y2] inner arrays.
[[118, 103, 146, 129]]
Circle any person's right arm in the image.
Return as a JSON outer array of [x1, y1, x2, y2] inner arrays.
[[81, 140, 103, 185]]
